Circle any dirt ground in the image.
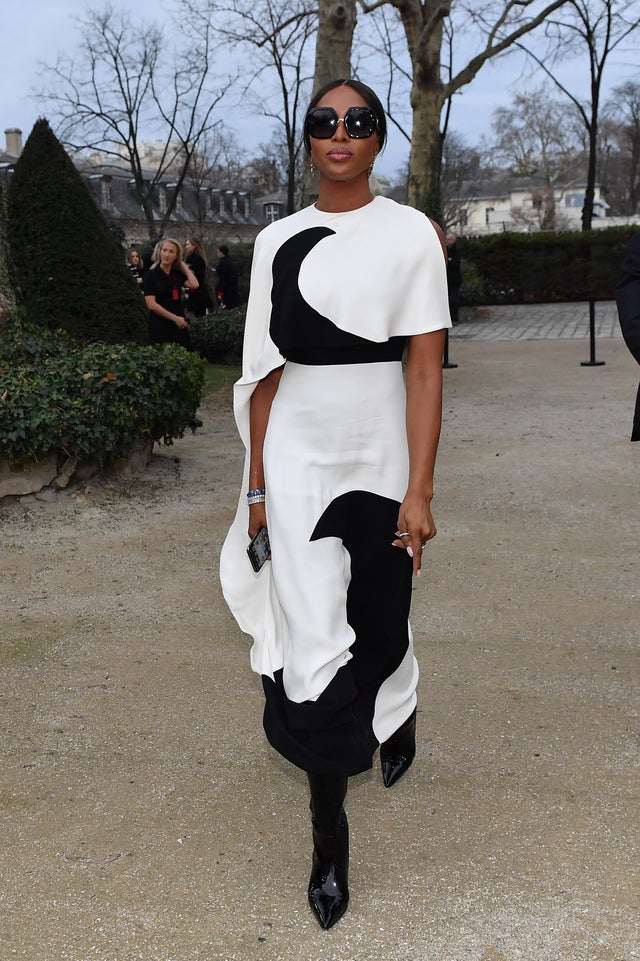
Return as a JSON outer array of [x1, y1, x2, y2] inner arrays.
[[1, 337, 638, 961]]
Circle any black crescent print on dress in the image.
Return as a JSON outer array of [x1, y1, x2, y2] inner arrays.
[[221, 198, 451, 776], [269, 227, 406, 365], [261, 491, 413, 775]]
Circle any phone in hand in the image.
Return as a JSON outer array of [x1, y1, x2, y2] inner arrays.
[[247, 526, 271, 572]]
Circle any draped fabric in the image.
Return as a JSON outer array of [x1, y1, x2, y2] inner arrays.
[[220, 197, 451, 774]]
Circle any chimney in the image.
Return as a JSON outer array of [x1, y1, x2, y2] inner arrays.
[[5, 128, 23, 158]]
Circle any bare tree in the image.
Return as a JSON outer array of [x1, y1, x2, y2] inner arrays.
[[183, 127, 248, 226], [314, 0, 359, 88], [440, 131, 483, 230], [602, 81, 640, 215], [185, 0, 317, 214], [514, 0, 640, 229], [248, 134, 305, 195], [352, 0, 570, 219], [300, 0, 359, 205], [358, 5, 412, 144], [490, 87, 581, 229], [38, 5, 232, 239]]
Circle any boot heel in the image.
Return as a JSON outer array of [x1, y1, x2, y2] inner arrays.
[[380, 708, 416, 788]]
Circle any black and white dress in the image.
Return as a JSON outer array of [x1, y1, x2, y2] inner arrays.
[[220, 196, 451, 776]]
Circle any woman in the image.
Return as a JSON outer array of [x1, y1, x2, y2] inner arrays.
[[184, 236, 213, 317], [143, 238, 198, 349], [125, 248, 144, 286], [220, 79, 450, 929]]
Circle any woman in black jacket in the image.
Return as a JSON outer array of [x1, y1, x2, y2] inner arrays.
[[184, 237, 213, 317]]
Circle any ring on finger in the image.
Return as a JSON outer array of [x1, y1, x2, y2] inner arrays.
[[395, 531, 410, 538]]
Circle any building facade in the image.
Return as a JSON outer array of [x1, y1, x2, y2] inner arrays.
[[0, 128, 283, 248]]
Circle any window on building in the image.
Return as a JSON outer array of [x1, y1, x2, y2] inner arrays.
[[565, 193, 584, 208], [264, 203, 281, 224], [485, 206, 494, 225]]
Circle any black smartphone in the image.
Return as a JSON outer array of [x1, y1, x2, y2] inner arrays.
[[247, 526, 271, 572]]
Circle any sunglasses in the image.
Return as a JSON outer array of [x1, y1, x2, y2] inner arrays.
[[305, 106, 379, 140]]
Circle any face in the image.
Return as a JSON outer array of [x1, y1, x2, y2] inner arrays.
[[130, 251, 140, 264], [160, 242, 179, 266], [185, 239, 194, 253], [309, 86, 380, 183]]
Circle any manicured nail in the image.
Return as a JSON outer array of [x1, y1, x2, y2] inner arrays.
[[406, 546, 413, 558]]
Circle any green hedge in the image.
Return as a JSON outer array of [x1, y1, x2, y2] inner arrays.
[[190, 307, 245, 363], [459, 226, 637, 304], [0, 321, 205, 465]]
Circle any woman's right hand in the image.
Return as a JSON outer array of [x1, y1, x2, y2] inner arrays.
[[174, 315, 189, 330], [248, 502, 267, 539]]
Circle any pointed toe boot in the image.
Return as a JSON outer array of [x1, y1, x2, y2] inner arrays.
[[380, 707, 416, 788], [306, 774, 350, 929], [308, 810, 350, 929]]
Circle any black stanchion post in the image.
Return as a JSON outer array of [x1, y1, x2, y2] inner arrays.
[[581, 298, 605, 367], [442, 329, 458, 369]]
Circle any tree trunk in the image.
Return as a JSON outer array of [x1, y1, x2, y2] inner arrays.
[[373, 0, 569, 223], [299, 0, 357, 208], [313, 0, 356, 90], [398, 2, 447, 222], [407, 73, 446, 221]]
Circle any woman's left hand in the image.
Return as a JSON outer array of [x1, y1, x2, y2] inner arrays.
[[392, 493, 437, 576]]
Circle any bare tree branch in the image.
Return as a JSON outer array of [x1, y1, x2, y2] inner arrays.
[[512, 0, 640, 227], [36, 5, 234, 239]]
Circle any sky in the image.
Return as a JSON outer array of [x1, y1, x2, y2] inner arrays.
[[2, 0, 638, 180]]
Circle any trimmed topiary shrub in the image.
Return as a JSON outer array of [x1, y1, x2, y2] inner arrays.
[[0, 320, 205, 467], [6, 119, 147, 344]]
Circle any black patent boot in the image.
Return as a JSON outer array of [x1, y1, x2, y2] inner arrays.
[[380, 708, 416, 788], [307, 773, 349, 930]]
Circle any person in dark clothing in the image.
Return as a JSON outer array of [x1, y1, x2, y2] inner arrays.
[[220, 78, 449, 931], [215, 244, 240, 308], [125, 248, 144, 286], [143, 238, 198, 349], [445, 231, 463, 325], [615, 231, 640, 441], [184, 237, 214, 317]]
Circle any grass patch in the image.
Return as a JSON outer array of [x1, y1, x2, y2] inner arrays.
[[0, 627, 62, 665], [202, 363, 241, 397]]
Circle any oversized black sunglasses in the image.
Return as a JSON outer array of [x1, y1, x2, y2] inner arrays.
[[305, 106, 379, 140]]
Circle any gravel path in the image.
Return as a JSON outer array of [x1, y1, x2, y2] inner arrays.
[[1, 337, 638, 961]]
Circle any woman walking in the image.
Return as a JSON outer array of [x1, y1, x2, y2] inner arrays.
[[220, 79, 450, 929]]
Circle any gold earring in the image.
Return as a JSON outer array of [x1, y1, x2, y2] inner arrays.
[[368, 155, 377, 176]]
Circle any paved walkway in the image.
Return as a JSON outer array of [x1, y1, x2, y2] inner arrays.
[[451, 300, 622, 341]]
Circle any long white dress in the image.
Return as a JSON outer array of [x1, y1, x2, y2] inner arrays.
[[220, 196, 451, 775]]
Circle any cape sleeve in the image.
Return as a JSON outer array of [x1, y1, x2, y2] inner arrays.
[[219, 228, 286, 679]]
